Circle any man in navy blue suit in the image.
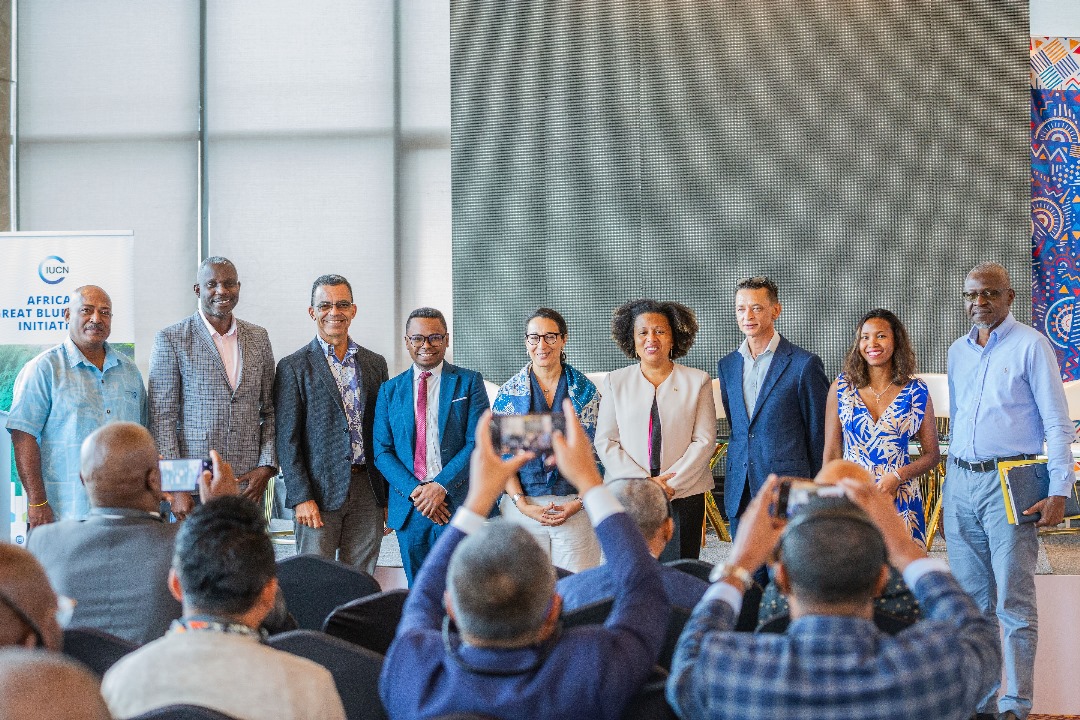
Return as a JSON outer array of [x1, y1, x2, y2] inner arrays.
[[373, 307, 489, 585], [717, 276, 829, 535]]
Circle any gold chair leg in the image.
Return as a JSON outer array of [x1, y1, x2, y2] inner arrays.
[[704, 490, 731, 543]]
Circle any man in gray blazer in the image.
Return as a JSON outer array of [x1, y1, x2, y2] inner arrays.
[[274, 274, 390, 573], [149, 257, 277, 518], [28, 422, 241, 645]]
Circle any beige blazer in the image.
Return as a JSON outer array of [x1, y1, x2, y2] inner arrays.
[[594, 363, 717, 498]]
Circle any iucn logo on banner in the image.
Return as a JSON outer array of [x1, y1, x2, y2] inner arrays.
[[38, 255, 69, 285]]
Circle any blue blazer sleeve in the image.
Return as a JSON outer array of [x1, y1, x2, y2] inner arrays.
[[799, 352, 830, 477], [431, 368, 489, 497]]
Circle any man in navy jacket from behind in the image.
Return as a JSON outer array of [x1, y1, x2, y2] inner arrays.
[[380, 403, 669, 720]]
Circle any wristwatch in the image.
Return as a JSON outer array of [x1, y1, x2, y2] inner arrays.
[[709, 563, 754, 593]]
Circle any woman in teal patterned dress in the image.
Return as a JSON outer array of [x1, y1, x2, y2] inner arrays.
[[823, 309, 941, 547]]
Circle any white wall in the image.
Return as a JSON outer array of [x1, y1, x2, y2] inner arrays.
[[1031, 0, 1080, 36]]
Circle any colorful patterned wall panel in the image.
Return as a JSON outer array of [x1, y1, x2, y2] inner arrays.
[[1032, 37, 1080, 380]]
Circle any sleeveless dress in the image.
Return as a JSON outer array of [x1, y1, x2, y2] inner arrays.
[[836, 373, 929, 547]]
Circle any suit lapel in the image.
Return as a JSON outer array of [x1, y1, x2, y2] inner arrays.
[[438, 363, 458, 438], [724, 355, 751, 428], [233, 321, 246, 390], [307, 339, 346, 416], [749, 340, 792, 425]]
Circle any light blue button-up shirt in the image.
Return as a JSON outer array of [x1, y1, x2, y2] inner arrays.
[[738, 331, 781, 417], [6, 339, 148, 519], [947, 313, 1075, 496]]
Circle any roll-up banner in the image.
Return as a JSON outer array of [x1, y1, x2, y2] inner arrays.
[[0, 231, 135, 544]]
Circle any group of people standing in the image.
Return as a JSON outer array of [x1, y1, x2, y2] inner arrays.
[[5, 257, 1071, 718]]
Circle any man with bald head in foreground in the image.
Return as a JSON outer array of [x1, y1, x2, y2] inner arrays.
[[7, 285, 147, 527], [0, 544, 63, 651], [0, 649, 111, 720], [28, 422, 238, 644]]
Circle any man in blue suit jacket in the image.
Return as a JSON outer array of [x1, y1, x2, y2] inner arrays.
[[380, 405, 668, 720], [373, 307, 489, 585], [717, 276, 829, 535]]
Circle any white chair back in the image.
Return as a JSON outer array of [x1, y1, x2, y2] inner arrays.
[[1063, 379, 1080, 422], [916, 372, 949, 418], [712, 378, 727, 420], [585, 371, 609, 389], [483, 380, 500, 406]]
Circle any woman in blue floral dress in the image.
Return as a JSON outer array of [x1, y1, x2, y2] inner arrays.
[[824, 309, 941, 547]]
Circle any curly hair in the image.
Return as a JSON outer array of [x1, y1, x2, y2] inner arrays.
[[610, 299, 698, 360], [841, 308, 918, 387]]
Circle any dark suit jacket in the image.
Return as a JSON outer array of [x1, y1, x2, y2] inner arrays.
[[379, 511, 669, 720], [372, 363, 488, 531], [274, 338, 389, 512], [27, 509, 181, 645], [717, 336, 829, 520]]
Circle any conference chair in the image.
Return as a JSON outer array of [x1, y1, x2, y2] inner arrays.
[[621, 679, 677, 720], [62, 626, 138, 677], [657, 606, 693, 670], [663, 558, 713, 583], [914, 372, 950, 549], [561, 597, 614, 629], [276, 554, 381, 631], [268, 629, 388, 720], [129, 705, 239, 720], [483, 379, 500, 406], [323, 588, 409, 656]]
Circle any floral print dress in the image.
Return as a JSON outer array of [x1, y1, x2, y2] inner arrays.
[[837, 373, 929, 548]]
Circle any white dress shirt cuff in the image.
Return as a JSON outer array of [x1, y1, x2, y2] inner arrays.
[[581, 485, 624, 525], [702, 580, 744, 615], [450, 508, 487, 535], [901, 557, 950, 587]]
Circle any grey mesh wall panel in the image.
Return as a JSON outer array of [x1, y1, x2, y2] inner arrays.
[[451, 1, 1029, 384]]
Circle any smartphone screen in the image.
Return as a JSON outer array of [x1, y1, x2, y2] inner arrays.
[[490, 412, 567, 456], [159, 458, 212, 493]]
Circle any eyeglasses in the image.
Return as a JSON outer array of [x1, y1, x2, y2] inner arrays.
[[961, 289, 1003, 302], [0, 588, 45, 647], [406, 333, 447, 347], [314, 301, 353, 312], [525, 333, 563, 346]]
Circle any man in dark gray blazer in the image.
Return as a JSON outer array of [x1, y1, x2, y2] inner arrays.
[[274, 274, 390, 573], [28, 422, 184, 645], [149, 257, 277, 519]]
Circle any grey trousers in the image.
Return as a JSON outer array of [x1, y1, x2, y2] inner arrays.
[[295, 469, 383, 574]]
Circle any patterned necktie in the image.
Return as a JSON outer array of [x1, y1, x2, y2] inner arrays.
[[414, 371, 432, 480]]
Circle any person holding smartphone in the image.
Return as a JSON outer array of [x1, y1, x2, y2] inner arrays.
[[493, 308, 602, 572]]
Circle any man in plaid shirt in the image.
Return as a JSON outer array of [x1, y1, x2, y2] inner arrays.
[[667, 467, 1000, 720]]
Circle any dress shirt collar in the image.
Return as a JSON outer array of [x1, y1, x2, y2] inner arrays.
[[198, 309, 237, 338], [316, 334, 359, 360], [413, 362, 444, 380], [965, 311, 1018, 350], [737, 330, 781, 361], [89, 507, 163, 521], [62, 338, 120, 371]]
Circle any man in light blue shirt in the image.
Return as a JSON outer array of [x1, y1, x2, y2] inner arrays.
[[6, 286, 147, 528], [946, 261, 1074, 720]]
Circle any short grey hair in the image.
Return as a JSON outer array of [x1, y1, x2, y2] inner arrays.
[[310, 274, 353, 306], [447, 521, 555, 644], [198, 256, 235, 275], [608, 478, 669, 542], [967, 261, 1011, 289]]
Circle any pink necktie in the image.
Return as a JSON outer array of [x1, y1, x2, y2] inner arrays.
[[414, 371, 432, 480]]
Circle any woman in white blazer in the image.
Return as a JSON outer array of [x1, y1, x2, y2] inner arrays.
[[595, 299, 717, 560]]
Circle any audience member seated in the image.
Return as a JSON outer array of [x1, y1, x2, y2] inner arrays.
[[666, 472, 1001, 719], [0, 648, 111, 720], [0, 544, 63, 650], [101, 496, 346, 720], [27, 422, 241, 644], [756, 460, 920, 629], [380, 403, 669, 720], [557, 477, 708, 611]]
